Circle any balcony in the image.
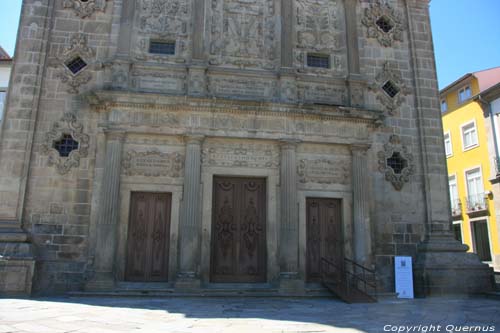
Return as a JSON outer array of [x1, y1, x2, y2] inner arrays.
[[450, 199, 462, 219], [466, 193, 489, 216]]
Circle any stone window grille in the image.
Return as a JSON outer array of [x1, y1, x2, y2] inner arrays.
[[376, 16, 394, 33], [149, 40, 176, 55], [382, 80, 400, 98], [53, 133, 80, 157], [307, 54, 330, 69], [386, 152, 407, 174], [65, 56, 88, 75]]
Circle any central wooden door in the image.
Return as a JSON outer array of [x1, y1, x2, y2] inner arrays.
[[211, 177, 267, 283], [306, 198, 343, 282], [126, 192, 171, 282]]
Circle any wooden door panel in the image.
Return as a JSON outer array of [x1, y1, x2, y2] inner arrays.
[[211, 177, 267, 283], [306, 198, 342, 282], [126, 192, 171, 282]]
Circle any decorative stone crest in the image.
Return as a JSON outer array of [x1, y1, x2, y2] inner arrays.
[[41, 113, 90, 175], [209, 0, 278, 69], [369, 61, 410, 114], [377, 135, 414, 191], [63, 0, 108, 18], [51, 33, 95, 93], [122, 150, 184, 177], [298, 158, 349, 185], [361, 0, 404, 47], [294, 0, 344, 74]]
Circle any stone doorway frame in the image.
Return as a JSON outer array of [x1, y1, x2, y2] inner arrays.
[[201, 167, 279, 284], [116, 183, 183, 283], [298, 190, 353, 282]]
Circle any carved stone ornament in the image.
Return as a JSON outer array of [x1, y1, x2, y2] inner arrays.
[[122, 150, 184, 177], [63, 0, 108, 18], [202, 143, 280, 168], [298, 158, 349, 185], [369, 61, 410, 115], [377, 134, 414, 191], [41, 113, 90, 175], [361, 0, 404, 47], [50, 33, 95, 94], [209, 0, 278, 69]]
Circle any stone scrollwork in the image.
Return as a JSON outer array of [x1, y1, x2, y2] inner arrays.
[[369, 61, 410, 115], [361, 0, 404, 47], [122, 150, 185, 177], [63, 0, 108, 18], [41, 113, 90, 175], [377, 134, 414, 191], [51, 33, 95, 94]]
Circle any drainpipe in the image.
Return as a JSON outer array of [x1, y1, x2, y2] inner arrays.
[[479, 95, 500, 176]]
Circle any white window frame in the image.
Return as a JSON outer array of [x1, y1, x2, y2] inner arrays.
[[0, 89, 6, 122], [469, 217, 493, 263], [452, 220, 463, 243], [441, 99, 448, 112], [464, 165, 485, 210], [458, 85, 472, 104], [444, 131, 453, 157], [460, 119, 479, 151]]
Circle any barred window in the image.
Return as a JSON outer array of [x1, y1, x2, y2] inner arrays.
[[53, 134, 79, 157], [149, 40, 176, 55], [307, 54, 330, 69], [382, 80, 400, 98], [65, 56, 87, 75]]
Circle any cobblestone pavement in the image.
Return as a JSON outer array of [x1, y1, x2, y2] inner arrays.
[[0, 296, 499, 333]]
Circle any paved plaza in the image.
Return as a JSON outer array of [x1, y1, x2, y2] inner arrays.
[[0, 296, 499, 333]]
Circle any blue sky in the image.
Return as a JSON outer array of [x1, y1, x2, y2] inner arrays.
[[0, 1, 499, 89]]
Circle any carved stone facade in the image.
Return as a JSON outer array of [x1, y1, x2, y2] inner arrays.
[[0, 0, 493, 296]]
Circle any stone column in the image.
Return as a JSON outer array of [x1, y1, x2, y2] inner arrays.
[[279, 139, 301, 290], [176, 135, 204, 288], [350, 145, 372, 266], [86, 131, 124, 290]]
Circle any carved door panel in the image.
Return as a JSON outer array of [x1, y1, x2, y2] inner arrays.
[[306, 198, 342, 282], [126, 192, 171, 282], [211, 177, 267, 283]]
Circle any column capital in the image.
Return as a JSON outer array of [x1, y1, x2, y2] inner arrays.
[[279, 138, 301, 150], [183, 134, 205, 145], [350, 143, 371, 154]]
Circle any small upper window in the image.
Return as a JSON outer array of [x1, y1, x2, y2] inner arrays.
[[461, 121, 478, 150], [444, 132, 452, 157], [382, 80, 400, 98], [441, 99, 448, 112], [53, 133, 79, 157], [65, 56, 87, 75], [0, 91, 6, 122], [376, 16, 394, 33], [149, 40, 176, 55], [307, 54, 330, 69], [458, 85, 472, 104]]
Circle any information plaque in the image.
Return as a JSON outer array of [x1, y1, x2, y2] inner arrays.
[[395, 256, 414, 299]]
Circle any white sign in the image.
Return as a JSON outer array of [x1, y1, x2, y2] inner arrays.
[[395, 256, 414, 299]]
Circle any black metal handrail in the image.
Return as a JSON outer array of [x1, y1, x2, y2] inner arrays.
[[320, 257, 377, 302]]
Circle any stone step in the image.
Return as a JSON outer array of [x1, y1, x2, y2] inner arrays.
[[485, 292, 500, 300]]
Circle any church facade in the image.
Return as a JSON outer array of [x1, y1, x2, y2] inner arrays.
[[0, 0, 493, 295]]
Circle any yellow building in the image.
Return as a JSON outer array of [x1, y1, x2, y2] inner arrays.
[[441, 67, 500, 271]]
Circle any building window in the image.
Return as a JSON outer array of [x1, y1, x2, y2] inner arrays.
[[461, 121, 478, 150], [307, 54, 330, 69], [458, 85, 471, 104], [0, 90, 6, 121], [53, 133, 79, 157], [382, 80, 400, 98], [444, 132, 452, 157], [149, 40, 176, 55], [466, 167, 485, 210], [376, 16, 394, 33], [449, 175, 460, 215], [65, 56, 87, 75], [452, 222, 462, 242], [471, 219, 492, 262], [441, 99, 447, 112]]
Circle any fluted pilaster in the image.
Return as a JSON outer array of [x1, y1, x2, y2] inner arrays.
[[279, 139, 300, 277], [350, 144, 372, 265], [178, 135, 204, 279]]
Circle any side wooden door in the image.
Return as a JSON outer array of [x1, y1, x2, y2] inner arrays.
[[306, 198, 343, 282], [211, 177, 267, 283], [125, 192, 172, 282]]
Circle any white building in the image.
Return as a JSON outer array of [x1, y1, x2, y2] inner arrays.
[[0, 46, 12, 123]]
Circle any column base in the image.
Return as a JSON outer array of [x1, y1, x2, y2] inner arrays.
[[85, 272, 115, 291], [414, 235, 494, 296], [175, 274, 201, 291], [279, 272, 304, 295], [0, 227, 35, 296]]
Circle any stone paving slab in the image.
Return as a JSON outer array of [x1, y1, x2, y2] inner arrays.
[[0, 297, 499, 333]]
